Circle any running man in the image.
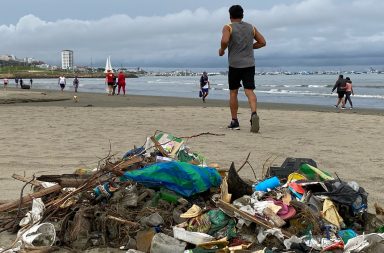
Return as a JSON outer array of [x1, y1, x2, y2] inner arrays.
[[219, 5, 266, 132]]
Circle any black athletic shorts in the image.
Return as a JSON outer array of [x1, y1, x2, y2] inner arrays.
[[337, 91, 345, 98], [228, 66, 255, 90]]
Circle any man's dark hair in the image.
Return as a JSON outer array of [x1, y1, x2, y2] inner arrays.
[[229, 5, 243, 19]]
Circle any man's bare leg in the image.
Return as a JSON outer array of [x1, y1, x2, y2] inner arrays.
[[244, 88, 257, 113], [230, 89, 239, 119]]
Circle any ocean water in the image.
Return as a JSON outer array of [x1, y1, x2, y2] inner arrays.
[[23, 73, 384, 109]]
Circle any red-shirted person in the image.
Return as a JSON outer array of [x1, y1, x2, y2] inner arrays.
[[117, 70, 126, 95], [105, 69, 115, 96]]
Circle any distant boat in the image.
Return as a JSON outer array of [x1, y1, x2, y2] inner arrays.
[[104, 56, 113, 73]]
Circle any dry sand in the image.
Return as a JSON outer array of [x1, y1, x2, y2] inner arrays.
[[1, 88, 384, 207]]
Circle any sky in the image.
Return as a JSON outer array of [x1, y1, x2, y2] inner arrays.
[[1, 0, 384, 69]]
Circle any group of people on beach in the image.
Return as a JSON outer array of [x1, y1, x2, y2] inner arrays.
[[4, 5, 265, 133], [2, 78, 33, 90], [105, 70, 126, 96], [57, 76, 79, 93], [332, 74, 355, 109]]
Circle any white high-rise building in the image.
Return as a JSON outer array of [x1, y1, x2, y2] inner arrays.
[[61, 50, 73, 69]]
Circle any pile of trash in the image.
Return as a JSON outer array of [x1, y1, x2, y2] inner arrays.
[[0, 131, 384, 253]]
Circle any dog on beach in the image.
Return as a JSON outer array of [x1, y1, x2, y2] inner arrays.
[[73, 95, 79, 103]]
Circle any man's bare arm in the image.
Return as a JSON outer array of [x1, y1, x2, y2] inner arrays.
[[253, 27, 266, 49], [219, 25, 231, 56]]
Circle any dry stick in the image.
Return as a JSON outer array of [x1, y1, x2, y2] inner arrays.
[[235, 152, 258, 180], [246, 161, 258, 180], [132, 130, 225, 159], [45, 169, 105, 208], [261, 155, 274, 178], [178, 132, 225, 139], [261, 154, 279, 179], [95, 140, 115, 169], [43, 160, 112, 216], [45, 132, 223, 223], [134, 131, 225, 158], [106, 215, 140, 227], [0, 219, 17, 233], [42, 178, 98, 222], [237, 152, 251, 173], [43, 155, 133, 221], [154, 130, 225, 145], [13, 175, 36, 228], [0, 184, 62, 212]]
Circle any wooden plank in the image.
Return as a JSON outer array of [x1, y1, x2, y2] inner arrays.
[[217, 199, 292, 237], [263, 207, 286, 228], [150, 136, 169, 157]]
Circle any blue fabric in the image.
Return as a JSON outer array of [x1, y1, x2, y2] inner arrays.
[[122, 146, 145, 159], [120, 161, 222, 197]]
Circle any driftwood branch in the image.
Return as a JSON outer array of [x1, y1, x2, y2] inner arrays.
[[0, 184, 62, 212], [12, 174, 42, 187], [178, 132, 225, 139]]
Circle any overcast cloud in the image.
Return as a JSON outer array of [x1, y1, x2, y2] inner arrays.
[[1, 0, 384, 68]]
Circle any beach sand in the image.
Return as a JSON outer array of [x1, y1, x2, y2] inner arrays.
[[0, 88, 384, 246]]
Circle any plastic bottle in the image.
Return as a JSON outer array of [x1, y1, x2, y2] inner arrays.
[[254, 176, 280, 192]]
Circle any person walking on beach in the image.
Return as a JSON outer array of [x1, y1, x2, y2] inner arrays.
[[117, 70, 126, 95], [219, 5, 266, 132], [105, 70, 115, 96], [112, 75, 118, 95], [3, 78, 9, 90], [200, 71, 210, 103], [19, 78, 24, 89], [29, 78, 33, 88], [344, 77, 354, 109], [331, 74, 346, 109], [73, 76, 79, 93], [58, 76, 66, 92], [15, 78, 19, 88]]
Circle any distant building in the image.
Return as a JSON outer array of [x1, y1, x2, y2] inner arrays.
[[23, 57, 35, 64], [61, 50, 73, 69], [0, 55, 13, 61]]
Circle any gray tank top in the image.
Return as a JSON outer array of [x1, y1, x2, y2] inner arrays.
[[228, 21, 255, 68]]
